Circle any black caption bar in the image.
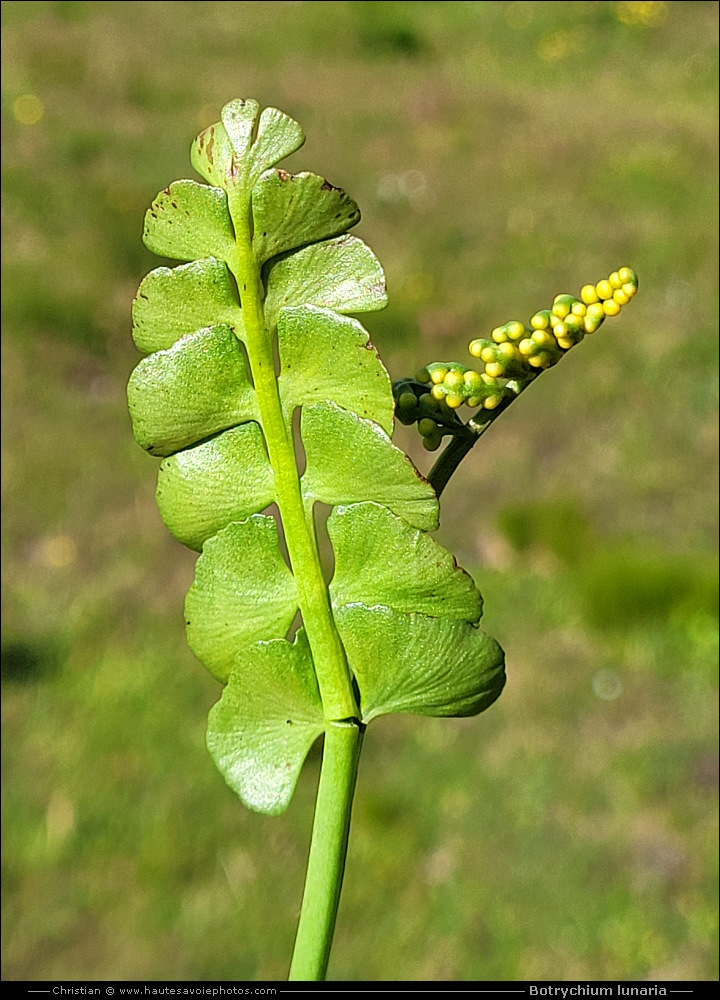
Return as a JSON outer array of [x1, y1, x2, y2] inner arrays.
[[6, 980, 712, 996]]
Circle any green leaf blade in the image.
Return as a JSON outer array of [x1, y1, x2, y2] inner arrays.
[[220, 98, 261, 164], [278, 306, 394, 433], [194, 101, 305, 193], [186, 516, 298, 682], [191, 120, 238, 190], [334, 605, 506, 724], [127, 325, 257, 457], [156, 421, 274, 551], [302, 402, 438, 532], [130, 96, 509, 823], [250, 106, 305, 182], [143, 180, 236, 265], [132, 259, 242, 354], [328, 502, 482, 621], [206, 630, 325, 816], [264, 235, 387, 330], [253, 170, 360, 265]]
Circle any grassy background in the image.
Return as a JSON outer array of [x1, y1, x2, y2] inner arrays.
[[2, 0, 718, 982]]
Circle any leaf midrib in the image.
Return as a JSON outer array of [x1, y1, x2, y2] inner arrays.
[[227, 182, 359, 723]]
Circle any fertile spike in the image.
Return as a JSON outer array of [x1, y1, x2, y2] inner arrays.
[[396, 267, 637, 450]]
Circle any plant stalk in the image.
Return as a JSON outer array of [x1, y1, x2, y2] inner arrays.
[[427, 382, 532, 496], [289, 721, 364, 981], [427, 427, 481, 497]]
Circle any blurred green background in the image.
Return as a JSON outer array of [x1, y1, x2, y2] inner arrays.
[[2, 0, 718, 983]]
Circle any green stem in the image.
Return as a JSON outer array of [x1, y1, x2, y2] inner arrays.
[[427, 380, 534, 496], [227, 188, 357, 722], [427, 427, 482, 497], [289, 722, 364, 981], [227, 180, 364, 981]]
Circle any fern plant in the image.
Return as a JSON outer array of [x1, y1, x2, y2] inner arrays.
[[128, 98, 637, 981]]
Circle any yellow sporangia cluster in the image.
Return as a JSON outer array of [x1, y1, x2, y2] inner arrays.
[[469, 264, 638, 379], [396, 267, 638, 450]]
